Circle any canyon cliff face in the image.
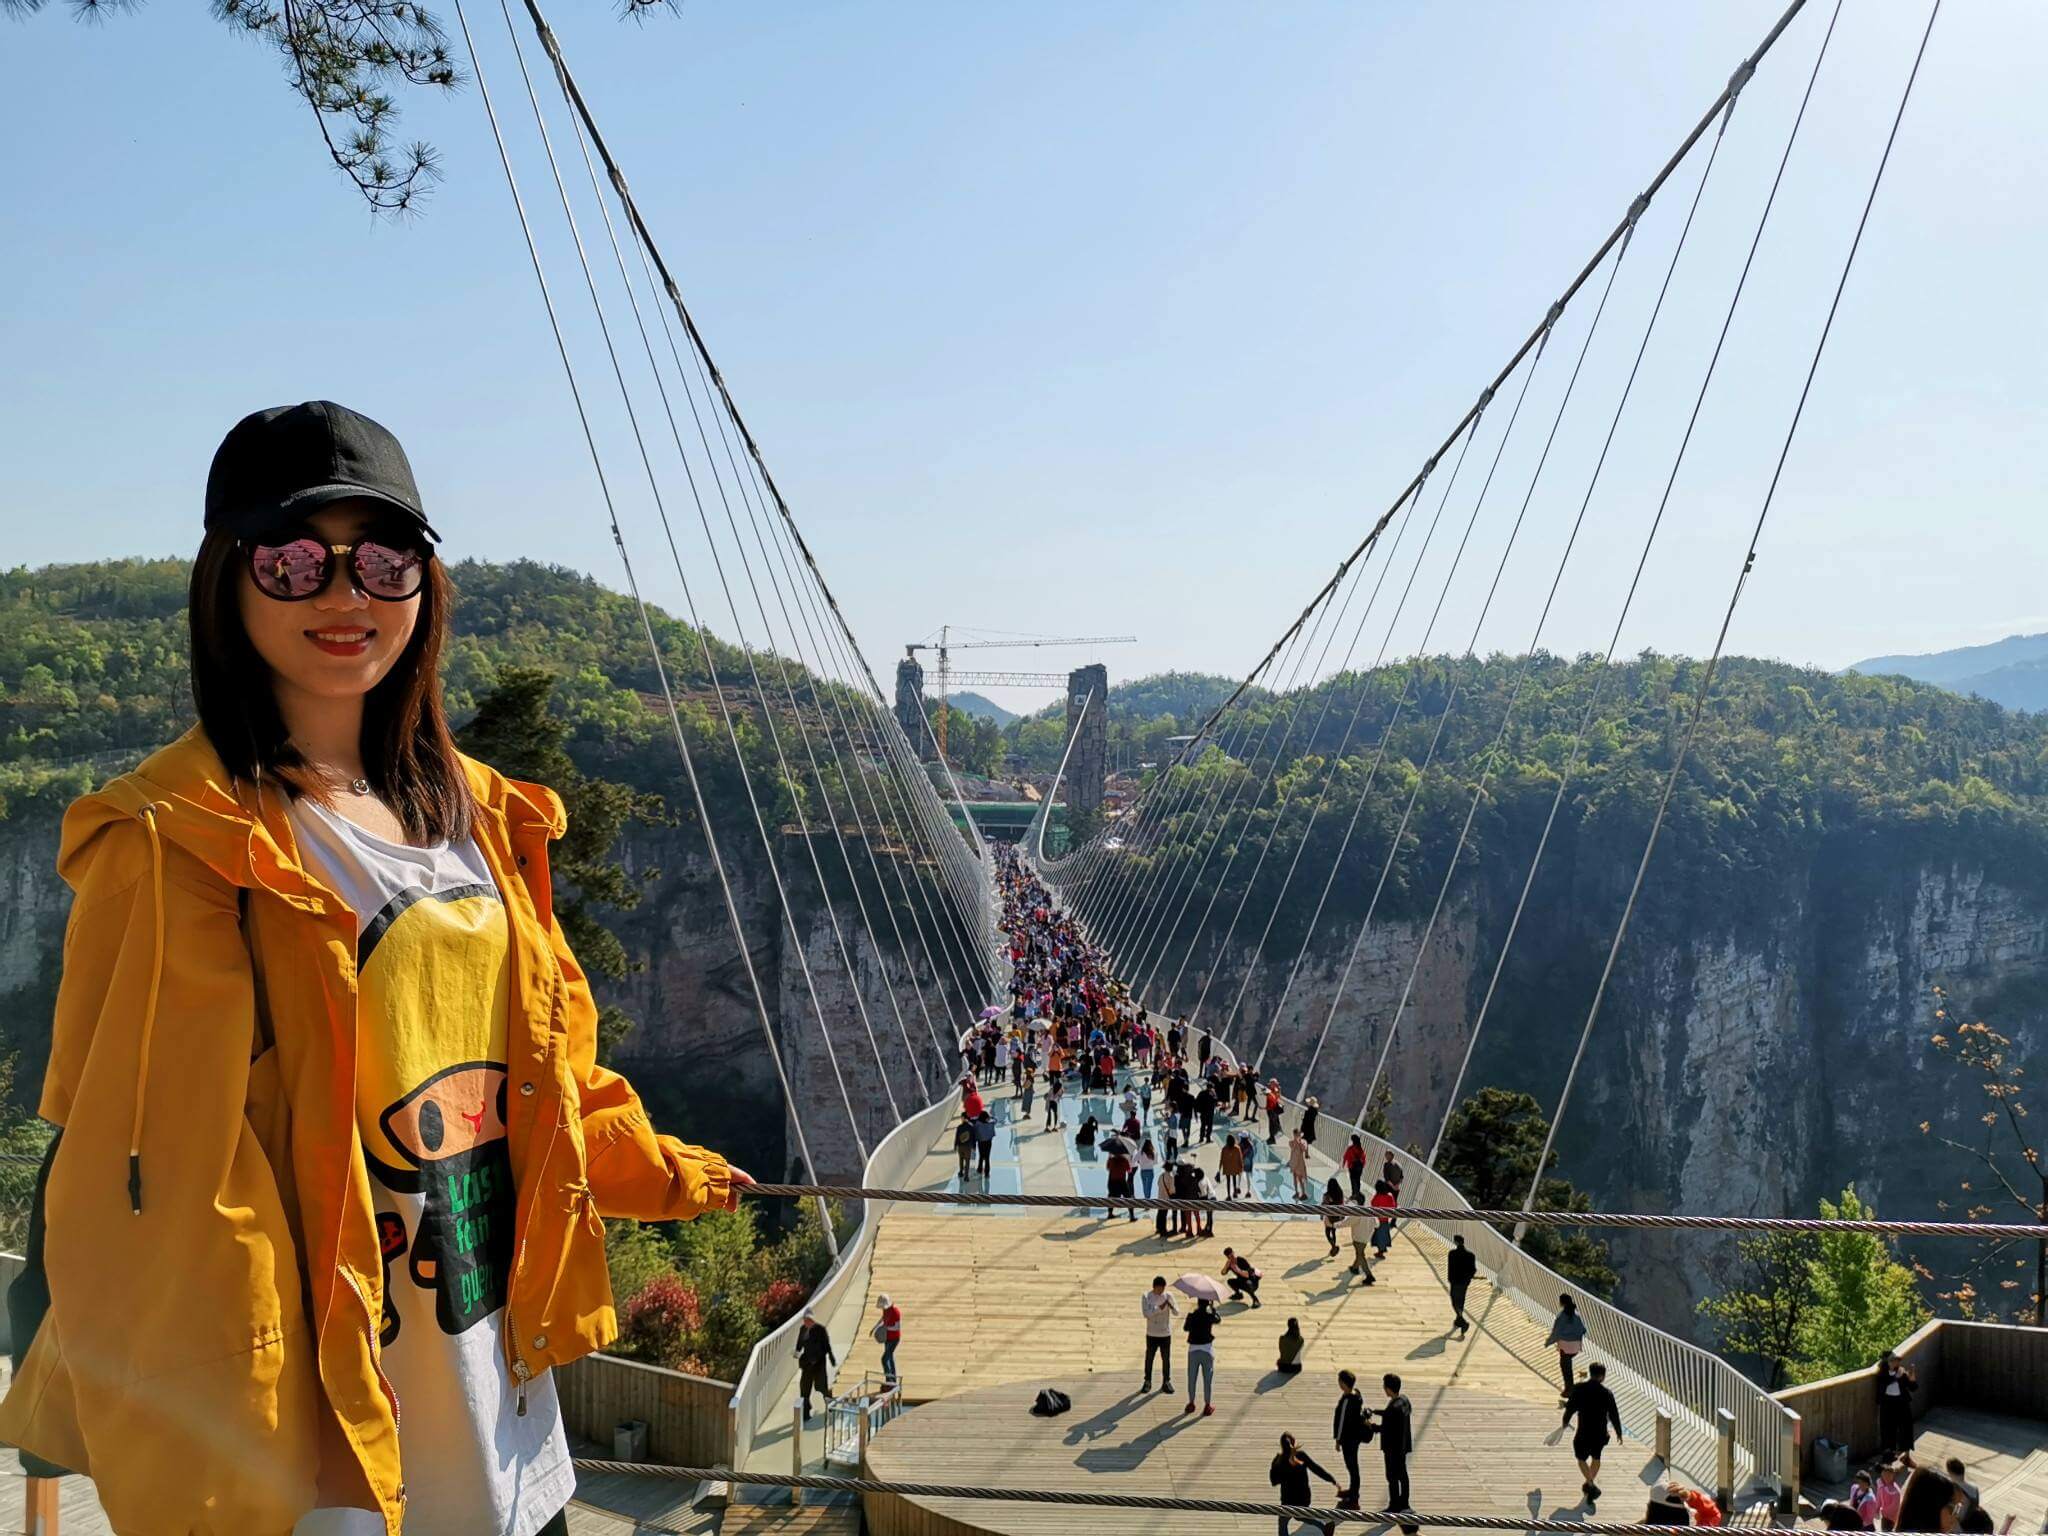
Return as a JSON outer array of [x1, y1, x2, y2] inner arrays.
[[3, 792, 2039, 1346], [1150, 836, 2047, 1336]]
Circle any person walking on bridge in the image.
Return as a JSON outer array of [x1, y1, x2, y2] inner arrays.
[[1221, 1134, 1246, 1199], [795, 1310, 836, 1423], [1546, 1295, 1589, 1399], [874, 1295, 902, 1386], [1271, 1431, 1339, 1536], [1446, 1234, 1476, 1338], [1266, 1080, 1286, 1144], [1346, 1207, 1376, 1284], [1288, 1129, 1312, 1201], [973, 1109, 996, 1180], [1562, 1360, 1624, 1504], [1342, 1135, 1367, 1201], [1141, 1276, 1177, 1395]]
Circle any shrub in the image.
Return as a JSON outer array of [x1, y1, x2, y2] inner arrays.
[[756, 1277, 808, 1329], [620, 1276, 702, 1368]]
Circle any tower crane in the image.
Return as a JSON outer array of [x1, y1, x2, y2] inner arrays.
[[904, 627, 1136, 762]]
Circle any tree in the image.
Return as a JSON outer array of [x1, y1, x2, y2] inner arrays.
[[456, 666, 665, 1062], [1434, 1087, 1619, 1297], [1698, 1186, 1926, 1387], [1796, 1186, 1929, 1382], [1921, 986, 2046, 1326], [1698, 1229, 1821, 1388], [2, 0, 674, 213]]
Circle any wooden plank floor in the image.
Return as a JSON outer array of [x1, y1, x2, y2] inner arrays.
[[864, 1369, 1668, 1536], [836, 1077, 1694, 1536]]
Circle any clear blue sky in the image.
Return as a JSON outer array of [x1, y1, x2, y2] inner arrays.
[[3, 1, 2042, 717]]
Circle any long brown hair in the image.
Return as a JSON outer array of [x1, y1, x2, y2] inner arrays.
[[188, 529, 473, 843]]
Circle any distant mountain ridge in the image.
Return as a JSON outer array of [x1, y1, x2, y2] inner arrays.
[[1847, 631, 2048, 713], [945, 691, 1017, 725]]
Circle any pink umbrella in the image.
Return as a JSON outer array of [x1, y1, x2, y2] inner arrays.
[[1172, 1273, 1226, 1303]]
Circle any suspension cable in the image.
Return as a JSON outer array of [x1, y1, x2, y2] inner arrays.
[[448, 0, 841, 1243], [488, 0, 874, 1158], [1527, 0, 1939, 1226], [530, 9, 913, 1125], [521, 0, 999, 1020], [1119, 573, 1366, 992], [1233, 337, 1557, 1067]]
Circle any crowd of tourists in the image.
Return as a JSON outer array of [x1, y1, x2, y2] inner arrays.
[[920, 848, 2022, 1536], [954, 847, 1420, 1286]]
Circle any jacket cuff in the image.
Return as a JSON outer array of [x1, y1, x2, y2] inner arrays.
[[669, 1137, 732, 1218]]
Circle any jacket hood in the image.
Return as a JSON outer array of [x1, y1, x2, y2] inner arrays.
[[59, 725, 566, 907]]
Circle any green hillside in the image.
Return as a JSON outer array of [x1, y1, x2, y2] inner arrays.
[[0, 557, 864, 824]]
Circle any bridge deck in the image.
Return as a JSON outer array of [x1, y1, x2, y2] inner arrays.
[[833, 1073, 1683, 1532]]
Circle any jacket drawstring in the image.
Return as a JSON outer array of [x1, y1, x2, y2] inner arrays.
[[129, 803, 168, 1215]]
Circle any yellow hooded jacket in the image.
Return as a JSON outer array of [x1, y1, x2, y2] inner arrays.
[[0, 727, 732, 1534]]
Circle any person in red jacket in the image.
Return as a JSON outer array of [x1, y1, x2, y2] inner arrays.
[[1342, 1135, 1368, 1201]]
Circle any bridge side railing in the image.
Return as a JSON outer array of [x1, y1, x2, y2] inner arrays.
[[727, 1086, 963, 1470]]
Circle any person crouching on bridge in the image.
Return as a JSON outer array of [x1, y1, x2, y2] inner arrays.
[[1561, 1359, 1624, 1504], [1223, 1247, 1263, 1306], [0, 403, 756, 1536], [1270, 1432, 1339, 1536]]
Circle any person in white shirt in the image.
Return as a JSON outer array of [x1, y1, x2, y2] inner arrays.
[[1141, 1276, 1178, 1394]]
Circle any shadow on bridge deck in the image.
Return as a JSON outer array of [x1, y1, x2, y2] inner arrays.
[[824, 1073, 1690, 1536]]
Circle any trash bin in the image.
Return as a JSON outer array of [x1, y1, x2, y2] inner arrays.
[[613, 1419, 650, 1462], [1812, 1437, 1849, 1483]]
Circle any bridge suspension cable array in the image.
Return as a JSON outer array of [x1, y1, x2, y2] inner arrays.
[[451, 0, 1012, 1241], [1035, 0, 1945, 1219]]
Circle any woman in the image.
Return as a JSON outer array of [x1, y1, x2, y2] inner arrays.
[[1221, 1133, 1246, 1198], [1184, 1297, 1221, 1416], [1275, 1317, 1307, 1374], [1894, 1468, 1957, 1534], [1136, 1137, 1161, 1201], [0, 403, 746, 1536], [1300, 1096, 1321, 1146], [1876, 1350, 1919, 1458], [1546, 1294, 1590, 1399], [1269, 1431, 1338, 1536], [1342, 1135, 1368, 1201], [1288, 1129, 1312, 1201], [1320, 1177, 1347, 1257]]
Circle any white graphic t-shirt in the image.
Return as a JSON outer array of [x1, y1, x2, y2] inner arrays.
[[288, 797, 575, 1536]]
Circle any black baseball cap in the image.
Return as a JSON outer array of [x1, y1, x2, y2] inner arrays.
[[204, 400, 440, 542]]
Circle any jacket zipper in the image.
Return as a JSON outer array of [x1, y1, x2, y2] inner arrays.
[[505, 854, 566, 1418], [338, 1265, 406, 1507]]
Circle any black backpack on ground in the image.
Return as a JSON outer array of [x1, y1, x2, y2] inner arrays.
[[1030, 1388, 1073, 1416]]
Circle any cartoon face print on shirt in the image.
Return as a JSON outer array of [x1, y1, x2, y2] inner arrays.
[[369, 1060, 515, 1335]]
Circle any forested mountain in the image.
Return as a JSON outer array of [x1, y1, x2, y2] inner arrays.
[[4, 559, 2044, 1335], [1848, 631, 2048, 714]]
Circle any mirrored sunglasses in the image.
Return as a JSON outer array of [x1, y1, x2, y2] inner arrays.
[[244, 535, 428, 602]]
